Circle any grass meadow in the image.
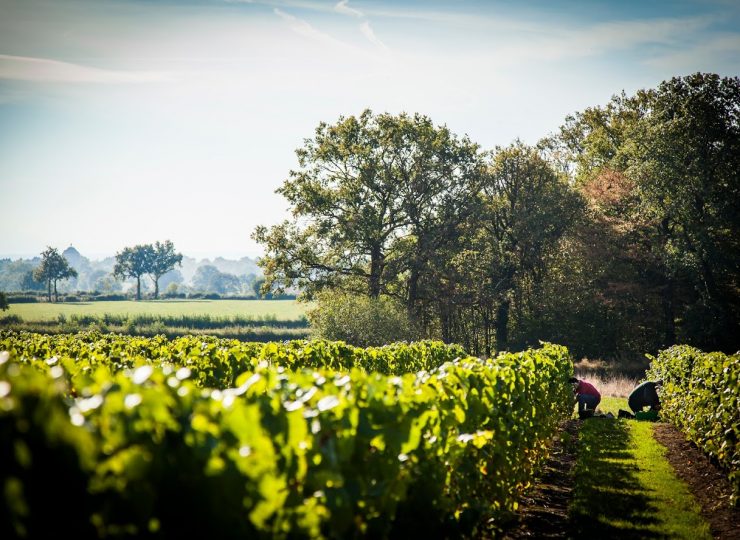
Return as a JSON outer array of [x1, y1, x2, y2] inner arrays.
[[6, 299, 309, 321]]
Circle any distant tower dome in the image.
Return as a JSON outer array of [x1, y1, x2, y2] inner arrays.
[[62, 245, 81, 258], [62, 245, 84, 267]]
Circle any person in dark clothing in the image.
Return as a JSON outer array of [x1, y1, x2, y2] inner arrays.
[[628, 380, 663, 414]]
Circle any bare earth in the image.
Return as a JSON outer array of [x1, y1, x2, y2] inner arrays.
[[652, 423, 739, 540]]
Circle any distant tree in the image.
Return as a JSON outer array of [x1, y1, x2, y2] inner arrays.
[[158, 269, 184, 292], [0, 291, 8, 311], [148, 240, 183, 299], [0, 259, 44, 292], [32, 247, 78, 302], [113, 244, 154, 300], [21, 269, 45, 292], [93, 273, 122, 293], [252, 277, 267, 299], [165, 282, 180, 296], [193, 265, 220, 291], [213, 273, 241, 295], [193, 265, 240, 295]]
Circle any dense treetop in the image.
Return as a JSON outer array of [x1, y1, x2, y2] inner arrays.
[[255, 73, 740, 357]]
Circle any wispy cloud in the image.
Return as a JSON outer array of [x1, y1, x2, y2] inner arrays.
[[335, 0, 363, 18], [332, 0, 388, 52], [645, 33, 740, 70], [273, 8, 347, 48], [359, 21, 388, 51], [486, 15, 719, 64], [0, 54, 172, 84], [568, 16, 715, 56]]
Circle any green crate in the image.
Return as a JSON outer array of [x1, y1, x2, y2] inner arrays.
[[635, 410, 659, 421]]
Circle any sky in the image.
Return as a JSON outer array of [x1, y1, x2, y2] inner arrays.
[[1, 0, 738, 260]]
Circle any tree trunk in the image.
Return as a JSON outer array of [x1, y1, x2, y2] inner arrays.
[[658, 219, 676, 347], [53, 279, 58, 303], [661, 277, 676, 347], [136, 276, 142, 301], [407, 265, 419, 320], [438, 300, 451, 343], [496, 297, 510, 351], [368, 244, 383, 299], [47, 279, 52, 302], [482, 306, 492, 357], [154, 276, 159, 299]]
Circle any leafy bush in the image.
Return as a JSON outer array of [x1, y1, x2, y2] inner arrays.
[[307, 292, 419, 347], [0, 315, 22, 325], [646, 345, 739, 505]]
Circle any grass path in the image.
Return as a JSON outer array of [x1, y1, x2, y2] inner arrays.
[[570, 397, 711, 539]]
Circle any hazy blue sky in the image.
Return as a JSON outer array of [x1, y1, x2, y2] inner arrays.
[[1, 0, 738, 259]]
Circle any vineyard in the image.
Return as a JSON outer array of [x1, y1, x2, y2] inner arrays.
[[0, 331, 573, 538], [646, 346, 740, 504]]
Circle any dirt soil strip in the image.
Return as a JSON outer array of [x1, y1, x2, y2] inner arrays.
[[500, 419, 579, 539], [653, 423, 739, 540]]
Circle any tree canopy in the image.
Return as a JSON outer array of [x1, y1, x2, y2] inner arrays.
[[556, 72, 740, 353], [255, 74, 740, 358], [253, 110, 484, 302], [113, 244, 153, 301], [32, 247, 78, 302], [148, 240, 183, 299], [113, 241, 182, 300]]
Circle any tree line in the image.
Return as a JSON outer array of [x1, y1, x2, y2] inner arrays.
[[30, 241, 183, 302], [254, 73, 739, 358], [0, 250, 268, 299]]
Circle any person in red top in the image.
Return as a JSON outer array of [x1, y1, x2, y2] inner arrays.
[[569, 377, 601, 414]]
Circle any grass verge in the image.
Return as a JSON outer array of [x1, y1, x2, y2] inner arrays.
[[571, 399, 711, 539]]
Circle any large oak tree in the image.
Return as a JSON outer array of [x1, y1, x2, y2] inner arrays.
[[253, 110, 484, 313]]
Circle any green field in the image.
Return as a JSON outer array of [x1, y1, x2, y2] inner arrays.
[[7, 299, 309, 321]]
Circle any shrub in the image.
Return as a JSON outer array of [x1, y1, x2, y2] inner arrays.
[[188, 292, 222, 300], [0, 315, 22, 325], [90, 294, 128, 302], [5, 295, 39, 304], [307, 291, 419, 347]]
